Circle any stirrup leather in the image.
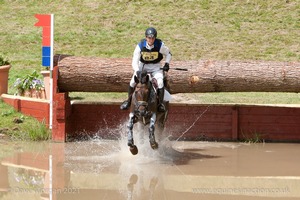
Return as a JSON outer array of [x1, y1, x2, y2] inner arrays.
[[158, 103, 166, 112]]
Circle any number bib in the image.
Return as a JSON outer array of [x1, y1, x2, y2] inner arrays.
[[141, 52, 159, 62]]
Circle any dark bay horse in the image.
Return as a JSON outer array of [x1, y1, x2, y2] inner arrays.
[[127, 71, 169, 155]]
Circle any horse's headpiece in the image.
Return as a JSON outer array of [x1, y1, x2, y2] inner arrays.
[[135, 70, 149, 84]]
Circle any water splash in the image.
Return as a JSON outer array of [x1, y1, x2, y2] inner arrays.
[[64, 104, 214, 172], [63, 110, 222, 200], [64, 122, 178, 174]]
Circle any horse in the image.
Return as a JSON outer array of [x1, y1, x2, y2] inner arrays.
[[127, 71, 169, 155]]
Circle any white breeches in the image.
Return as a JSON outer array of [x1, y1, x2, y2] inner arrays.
[[129, 63, 164, 89]]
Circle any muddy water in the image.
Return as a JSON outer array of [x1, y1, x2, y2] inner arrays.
[[0, 138, 299, 200]]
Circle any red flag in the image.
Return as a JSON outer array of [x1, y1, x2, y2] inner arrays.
[[34, 14, 51, 27]]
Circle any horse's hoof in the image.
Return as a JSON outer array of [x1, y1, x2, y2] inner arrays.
[[150, 142, 158, 149], [129, 145, 138, 155]]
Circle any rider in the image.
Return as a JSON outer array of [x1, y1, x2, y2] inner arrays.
[[120, 27, 172, 112]]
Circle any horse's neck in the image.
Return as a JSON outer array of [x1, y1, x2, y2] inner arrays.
[[148, 83, 157, 111], [129, 95, 136, 113]]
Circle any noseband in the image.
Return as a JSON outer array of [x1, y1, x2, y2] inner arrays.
[[136, 100, 148, 109]]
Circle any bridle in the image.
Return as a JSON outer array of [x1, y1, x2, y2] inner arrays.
[[132, 83, 151, 117], [135, 100, 148, 110]]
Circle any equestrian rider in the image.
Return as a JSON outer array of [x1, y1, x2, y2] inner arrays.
[[120, 27, 172, 112]]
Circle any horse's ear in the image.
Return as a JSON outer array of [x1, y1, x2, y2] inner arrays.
[[134, 75, 139, 83], [146, 74, 150, 83], [141, 70, 147, 78]]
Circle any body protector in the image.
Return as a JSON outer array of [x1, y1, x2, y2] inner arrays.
[[138, 39, 163, 64], [130, 38, 172, 89]]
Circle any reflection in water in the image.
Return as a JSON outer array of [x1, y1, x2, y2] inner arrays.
[[0, 133, 300, 200], [13, 168, 45, 188], [63, 132, 220, 200]]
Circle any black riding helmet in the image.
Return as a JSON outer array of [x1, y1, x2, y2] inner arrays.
[[145, 27, 157, 38]]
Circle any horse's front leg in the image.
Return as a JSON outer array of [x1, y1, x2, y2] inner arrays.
[[127, 113, 138, 155], [149, 113, 158, 149]]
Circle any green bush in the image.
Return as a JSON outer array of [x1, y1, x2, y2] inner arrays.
[[0, 54, 10, 66]]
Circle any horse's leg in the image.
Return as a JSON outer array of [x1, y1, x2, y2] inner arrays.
[[127, 113, 138, 155], [137, 122, 145, 144], [149, 113, 158, 149], [127, 113, 134, 146]]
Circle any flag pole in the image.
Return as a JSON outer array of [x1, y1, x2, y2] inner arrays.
[[34, 14, 54, 129], [49, 14, 54, 129]]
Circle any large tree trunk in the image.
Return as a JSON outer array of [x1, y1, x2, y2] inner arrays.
[[55, 55, 300, 93]]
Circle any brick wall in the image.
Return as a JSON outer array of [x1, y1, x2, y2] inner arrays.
[[1, 94, 50, 126]]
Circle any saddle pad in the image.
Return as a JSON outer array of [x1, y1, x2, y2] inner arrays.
[[164, 89, 172, 101]]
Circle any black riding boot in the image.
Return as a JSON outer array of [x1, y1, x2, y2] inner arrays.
[[157, 88, 166, 112], [120, 86, 135, 110]]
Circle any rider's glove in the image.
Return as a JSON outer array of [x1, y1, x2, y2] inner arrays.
[[163, 63, 170, 72]]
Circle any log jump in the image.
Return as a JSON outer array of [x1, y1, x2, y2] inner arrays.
[[49, 55, 300, 142], [55, 55, 300, 93]]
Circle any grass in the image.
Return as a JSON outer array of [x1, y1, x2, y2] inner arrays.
[[1, 0, 299, 90], [179, 92, 300, 104], [240, 129, 265, 143], [0, 99, 50, 141], [69, 92, 300, 105], [0, 0, 299, 140]]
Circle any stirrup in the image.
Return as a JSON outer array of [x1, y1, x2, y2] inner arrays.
[[157, 103, 166, 112], [120, 100, 130, 110]]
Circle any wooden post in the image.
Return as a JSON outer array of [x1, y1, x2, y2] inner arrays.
[[231, 106, 239, 140], [52, 66, 71, 142]]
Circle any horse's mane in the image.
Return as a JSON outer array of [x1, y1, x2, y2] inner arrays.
[[136, 70, 148, 84]]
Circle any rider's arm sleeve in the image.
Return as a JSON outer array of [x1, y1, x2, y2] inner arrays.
[[132, 45, 141, 71], [160, 43, 172, 64]]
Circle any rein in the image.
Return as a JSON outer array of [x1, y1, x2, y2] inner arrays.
[[136, 100, 148, 109], [130, 71, 157, 118], [132, 83, 152, 117]]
